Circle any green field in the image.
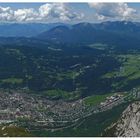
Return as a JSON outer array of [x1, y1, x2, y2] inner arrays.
[[103, 54, 140, 80], [56, 71, 80, 80], [84, 93, 113, 106], [0, 78, 23, 85], [41, 89, 80, 100]]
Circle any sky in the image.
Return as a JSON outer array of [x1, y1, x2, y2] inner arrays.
[[0, 3, 140, 23]]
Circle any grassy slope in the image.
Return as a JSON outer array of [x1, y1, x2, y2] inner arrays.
[[0, 126, 31, 137], [103, 54, 140, 80]]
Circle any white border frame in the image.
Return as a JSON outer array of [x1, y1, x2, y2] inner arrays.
[[0, 0, 139, 3]]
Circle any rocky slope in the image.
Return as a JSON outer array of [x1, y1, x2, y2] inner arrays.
[[105, 101, 140, 137]]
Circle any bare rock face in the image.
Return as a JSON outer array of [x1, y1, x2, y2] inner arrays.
[[107, 101, 140, 137]]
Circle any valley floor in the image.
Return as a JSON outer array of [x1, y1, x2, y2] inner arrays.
[[0, 88, 138, 136]]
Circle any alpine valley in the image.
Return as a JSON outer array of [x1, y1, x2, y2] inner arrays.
[[0, 21, 140, 137]]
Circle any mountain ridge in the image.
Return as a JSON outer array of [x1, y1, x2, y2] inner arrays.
[[0, 22, 68, 37], [36, 21, 140, 51]]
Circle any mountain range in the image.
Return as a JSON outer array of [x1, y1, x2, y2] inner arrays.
[[0, 21, 140, 52], [0, 23, 67, 37], [37, 21, 140, 44]]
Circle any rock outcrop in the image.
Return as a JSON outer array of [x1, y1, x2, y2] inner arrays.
[[105, 101, 140, 137]]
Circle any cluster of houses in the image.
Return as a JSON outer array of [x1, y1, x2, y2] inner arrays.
[[0, 90, 135, 130], [100, 94, 124, 107], [0, 91, 86, 129]]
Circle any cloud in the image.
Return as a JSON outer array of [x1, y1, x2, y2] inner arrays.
[[39, 3, 83, 21], [0, 6, 14, 21], [0, 3, 83, 22], [14, 8, 38, 22], [88, 3, 137, 21]]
